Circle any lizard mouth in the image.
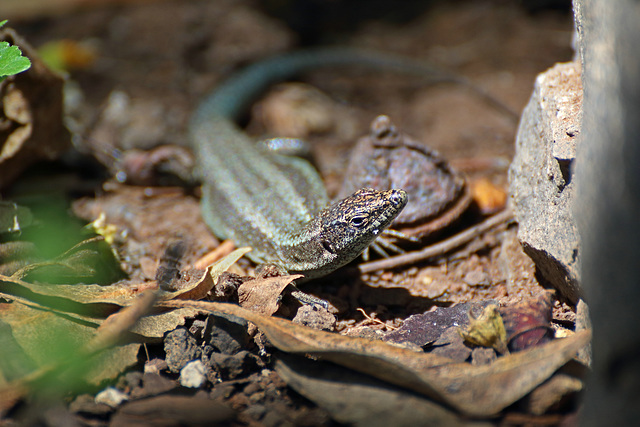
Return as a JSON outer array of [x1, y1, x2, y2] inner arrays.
[[389, 189, 408, 208], [383, 189, 408, 219]]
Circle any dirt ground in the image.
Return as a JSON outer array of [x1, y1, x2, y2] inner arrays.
[[1, 0, 579, 425]]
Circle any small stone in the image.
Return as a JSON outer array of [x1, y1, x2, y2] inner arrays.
[[209, 382, 236, 400], [130, 373, 177, 399], [144, 358, 168, 374], [189, 319, 207, 338], [180, 360, 207, 388], [243, 404, 267, 421], [69, 394, 113, 416], [204, 313, 250, 355], [462, 268, 490, 286], [208, 350, 260, 380], [292, 304, 336, 331], [430, 327, 472, 362], [471, 347, 497, 366], [95, 387, 128, 408], [164, 327, 202, 373], [415, 271, 448, 299], [120, 371, 143, 391]]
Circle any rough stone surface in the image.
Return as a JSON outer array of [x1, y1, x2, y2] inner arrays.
[[292, 304, 336, 331], [508, 61, 583, 303], [207, 350, 260, 380], [164, 327, 202, 373], [204, 313, 251, 355]]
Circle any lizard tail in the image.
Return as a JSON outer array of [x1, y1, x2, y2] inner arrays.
[[190, 48, 518, 131]]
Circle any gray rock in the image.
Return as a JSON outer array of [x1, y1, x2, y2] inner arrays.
[[208, 350, 260, 380], [164, 327, 202, 373], [203, 313, 250, 355], [508, 61, 583, 303]]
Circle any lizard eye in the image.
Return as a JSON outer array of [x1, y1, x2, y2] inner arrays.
[[350, 215, 367, 228]]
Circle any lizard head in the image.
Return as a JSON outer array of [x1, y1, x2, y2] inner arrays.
[[286, 187, 407, 278]]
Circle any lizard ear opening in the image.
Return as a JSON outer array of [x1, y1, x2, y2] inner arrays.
[[320, 240, 336, 254]]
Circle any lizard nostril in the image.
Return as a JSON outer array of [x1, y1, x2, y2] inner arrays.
[[389, 190, 407, 205]]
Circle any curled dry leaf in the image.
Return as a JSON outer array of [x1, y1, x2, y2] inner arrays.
[[159, 299, 590, 417], [89, 290, 158, 353], [238, 274, 303, 316], [274, 354, 484, 427], [159, 247, 251, 301], [500, 293, 554, 352], [459, 304, 509, 354]]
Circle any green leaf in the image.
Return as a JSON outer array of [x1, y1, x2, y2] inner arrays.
[[0, 20, 32, 82], [0, 41, 31, 79]]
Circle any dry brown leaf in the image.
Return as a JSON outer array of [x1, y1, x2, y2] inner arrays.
[[193, 240, 235, 270], [89, 291, 158, 352], [160, 247, 251, 301], [459, 304, 509, 354], [274, 354, 487, 427], [110, 394, 235, 426], [500, 293, 554, 352], [0, 273, 139, 315], [238, 274, 303, 315], [0, 247, 251, 316], [159, 299, 590, 416], [164, 268, 212, 300], [129, 307, 200, 339]]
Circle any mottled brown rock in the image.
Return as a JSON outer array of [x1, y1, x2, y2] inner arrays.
[[0, 28, 70, 189]]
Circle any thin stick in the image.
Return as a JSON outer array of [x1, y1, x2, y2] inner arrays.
[[358, 208, 514, 274]]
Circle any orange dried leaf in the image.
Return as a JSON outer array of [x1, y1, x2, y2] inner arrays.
[[471, 178, 507, 214]]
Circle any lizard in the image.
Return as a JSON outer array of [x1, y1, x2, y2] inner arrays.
[[189, 49, 414, 279], [189, 49, 515, 279]]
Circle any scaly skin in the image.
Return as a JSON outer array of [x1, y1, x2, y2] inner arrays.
[[190, 49, 411, 278]]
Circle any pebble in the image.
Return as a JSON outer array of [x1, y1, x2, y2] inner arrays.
[[95, 387, 128, 408], [180, 360, 206, 388]]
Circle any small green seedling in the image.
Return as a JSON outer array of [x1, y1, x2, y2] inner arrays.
[[0, 20, 31, 83]]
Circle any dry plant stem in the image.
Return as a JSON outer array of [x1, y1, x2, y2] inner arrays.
[[356, 308, 397, 330], [194, 239, 236, 269], [358, 208, 514, 274]]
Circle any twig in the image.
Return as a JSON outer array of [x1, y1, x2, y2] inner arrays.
[[358, 208, 514, 274]]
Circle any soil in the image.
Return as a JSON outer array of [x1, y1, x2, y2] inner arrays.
[[4, 0, 577, 425]]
